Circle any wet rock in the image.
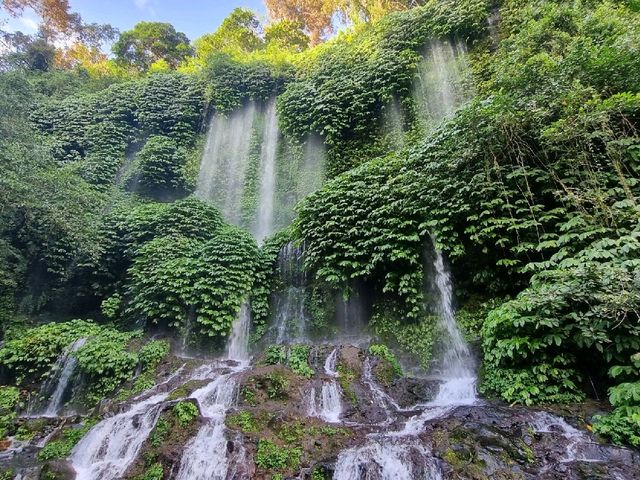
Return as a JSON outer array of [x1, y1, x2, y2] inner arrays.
[[39, 460, 75, 480]]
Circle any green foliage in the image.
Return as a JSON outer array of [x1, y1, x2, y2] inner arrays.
[[370, 306, 437, 370], [134, 135, 190, 197], [278, 0, 489, 175], [134, 463, 164, 480], [38, 418, 97, 460], [593, 353, 640, 446], [255, 439, 302, 471], [126, 226, 258, 337], [288, 345, 313, 377], [263, 345, 287, 365], [0, 321, 171, 403], [227, 410, 258, 433], [0, 386, 19, 439], [266, 372, 289, 399], [139, 340, 170, 369], [173, 401, 199, 427], [369, 344, 403, 378], [113, 22, 193, 71]]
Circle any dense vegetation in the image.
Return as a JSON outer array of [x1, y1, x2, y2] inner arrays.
[[1, 0, 640, 451]]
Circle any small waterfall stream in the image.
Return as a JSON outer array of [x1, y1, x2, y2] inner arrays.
[[308, 348, 343, 423], [28, 337, 86, 417], [273, 242, 309, 343], [227, 303, 251, 362], [175, 369, 243, 480], [429, 236, 477, 404], [70, 391, 170, 480]]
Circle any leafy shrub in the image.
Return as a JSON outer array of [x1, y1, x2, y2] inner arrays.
[[0, 386, 19, 438], [135, 135, 190, 196], [369, 344, 402, 378], [288, 345, 313, 377], [38, 418, 97, 460], [139, 340, 170, 370], [173, 401, 199, 427], [134, 463, 164, 480], [255, 439, 301, 471], [263, 345, 287, 365]]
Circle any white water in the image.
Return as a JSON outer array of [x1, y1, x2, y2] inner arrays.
[[254, 100, 279, 242], [273, 242, 308, 343], [362, 357, 401, 414], [70, 391, 169, 480], [197, 103, 257, 225], [227, 303, 251, 361], [414, 40, 470, 128], [429, 237, 477, 404], [298, 134, 326, 198], [29, 337, 87, 417], [175, 369, 242, 480], [333, 440, 443, 480], [308, 349, 343, 423], [530, 411, 600, 463]]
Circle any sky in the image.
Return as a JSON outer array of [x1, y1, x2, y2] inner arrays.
[[2, 0, 267, 41]]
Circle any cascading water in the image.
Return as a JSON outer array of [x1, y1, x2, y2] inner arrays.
[[227, 303, 251, 362], [307, 349, 343, 423], [70, 391, 170, 480], [254, 100, 279, 242], [413, 40, 470, 128], [333, 441, 442, 480], [197, 103, 257, 225], [429, 237, 477, 404], [28, 337, 86, 417], [175, 369, 243, 480], [273, 242, 309, 343], [298, 134, 326, 199]]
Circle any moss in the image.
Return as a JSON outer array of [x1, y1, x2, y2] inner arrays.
[[133, 463, 163, 480], [336, 364, 358, 407], [255, 439, 302, 472]]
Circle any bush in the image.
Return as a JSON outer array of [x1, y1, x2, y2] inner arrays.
[[173, 401, 199, 426]]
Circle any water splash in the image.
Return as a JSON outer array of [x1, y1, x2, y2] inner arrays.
[[429, 236, 476, 404], [333, 440, 443, 480], [254, 100, 279, 242], [307, 349, 343, 423], [197, 103, 257, 225], [227, 303, 251, 361], [414, 40, 470, 128], [28, 337, 87, 417], [175, 369, 243, 480]]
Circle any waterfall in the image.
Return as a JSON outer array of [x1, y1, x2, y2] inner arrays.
[[413, 40, 470, 128], [227, 303, 251, 361], [28, 337, 86, 417], [254, 100, 279, 242], [429, 237, 476, 404], [298, 134, 326, 199], [70, 391, 169, 480], [333, 440, 443, 480], [307, 349, 343, 423], [362, 357, 401, 414], [197, 103, 257, 225], [175, 369, 243, 480], [273, 242, 308, 343]]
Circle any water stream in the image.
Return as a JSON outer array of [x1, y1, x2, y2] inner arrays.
[[197, 103, 257, 225], [308, 348, 343, 423], [28, 337, 87, 417]]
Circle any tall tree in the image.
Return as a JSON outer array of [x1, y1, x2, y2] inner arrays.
[[194, 8, 264, 60], [2, 0, 73, 35], [112, 22, 193, 71], [264, 0, 420, 44]]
